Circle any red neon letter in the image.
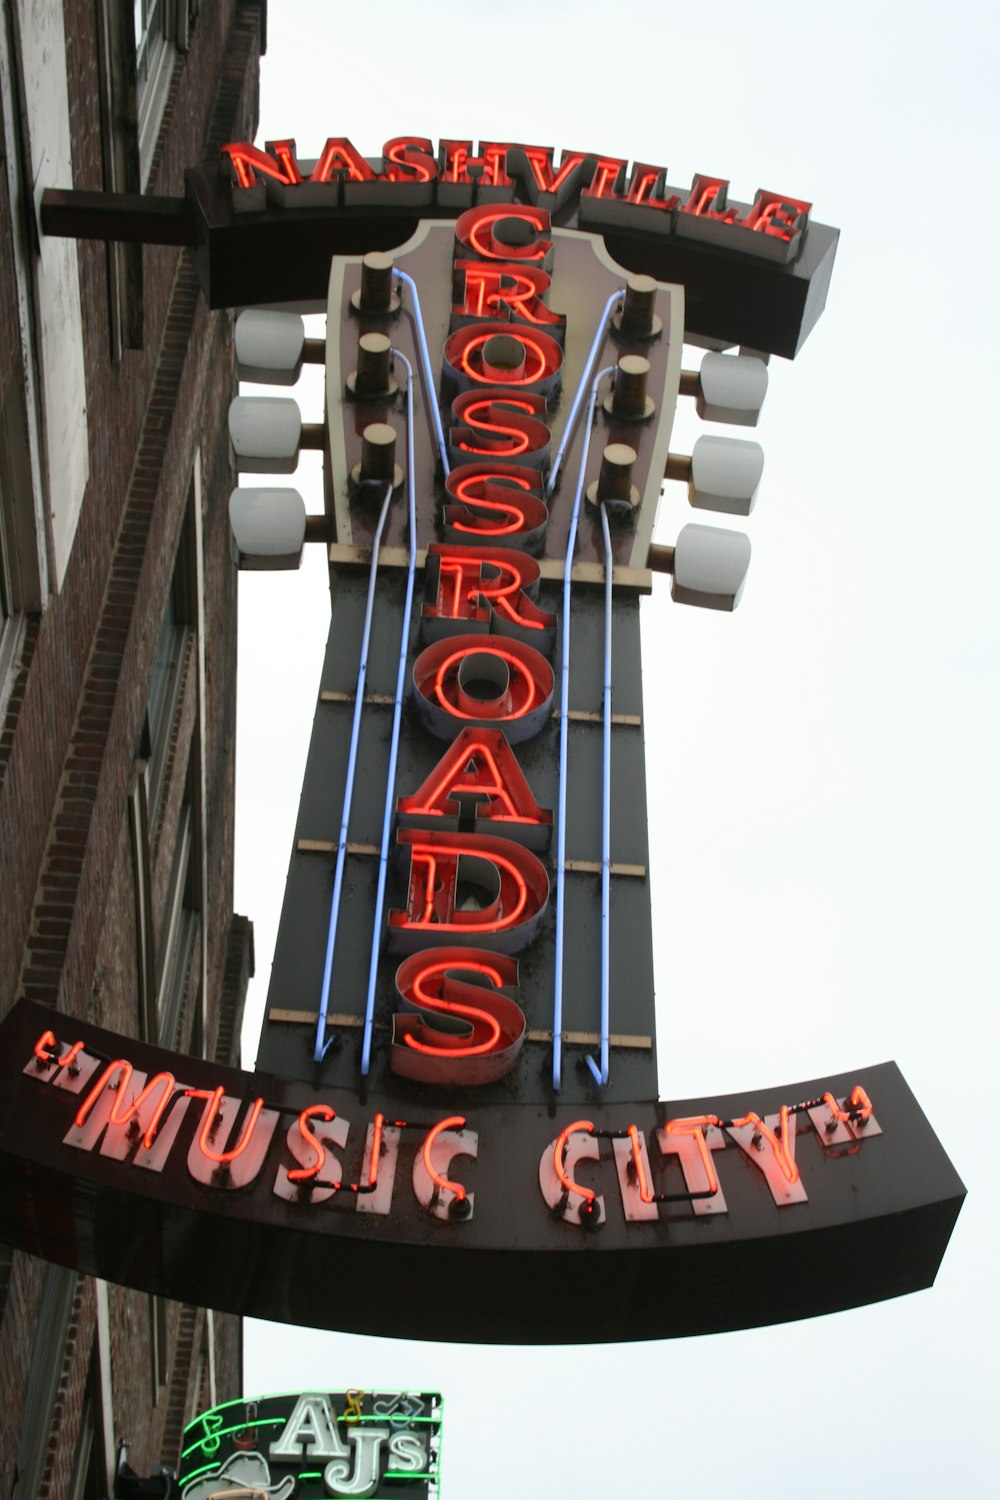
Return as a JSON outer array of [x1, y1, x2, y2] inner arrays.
[[449, 392, 551, 466], [737, 189, 811, 241], [539, 1122, 606, 1226], [287, 1104, 337, 1182], [273, 1104, 350, 1204], [382, 135, 438, 183], [263, 138, 304, 183], [444, 323, 563, 390], [443, 463, 548, 546], [440, 140, 513, 190], [413, 1117, 477, 1220], [580, 155, 628, 201], [411, 634, 554, 743], [513, 145, 591, 201], [390, 948, 525, 1085], [453, 263, 565, 332], [34, 1029, 56, 1063], [397, 726, 551, 842], [725, 1107, 808, 1206], [808, 1087, 878, 1147], [185, 1088, 279, 1189], [656, 1115, 729, 1216], [422, 544, 556, 645], [555, 1120, 597, 1203], [620, 163, 679, 211], [388, 829, 549, 952], [188, 1086, 265, 1162], [74, 1061, 177, 1151], [220, 141, 296, 189], [455, 204, 552, 263], [679, 174, 738, 222], [32, 1031, 85, 1071], [309, 137, 375, 185]]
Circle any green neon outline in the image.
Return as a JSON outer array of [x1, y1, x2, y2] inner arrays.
[[181, 1390, 444, 1442], [175, 1459, 221, 1487], [181, 1415, 283, 1460]]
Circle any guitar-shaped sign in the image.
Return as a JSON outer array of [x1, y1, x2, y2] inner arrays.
[[1, 143, 964, 1343]]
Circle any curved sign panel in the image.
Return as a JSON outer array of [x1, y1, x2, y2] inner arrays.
[[0, 1000, 964, 1342], [41, 136, 839, 356]]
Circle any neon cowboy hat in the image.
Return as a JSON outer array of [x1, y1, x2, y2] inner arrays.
[[181, 1451, 297, 1500]]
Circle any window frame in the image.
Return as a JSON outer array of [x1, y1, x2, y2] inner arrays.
[[133, 0, 175, 187], [130, 470, 208, 1054]]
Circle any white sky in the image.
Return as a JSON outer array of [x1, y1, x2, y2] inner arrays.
[[234, 3, 999, 1493]]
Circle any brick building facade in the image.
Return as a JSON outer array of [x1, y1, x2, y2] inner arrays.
[[0, 2, 266, 1493]]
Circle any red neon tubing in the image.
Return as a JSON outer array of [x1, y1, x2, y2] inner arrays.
[[287, 1103, 337, 1183], [405, 841, 529, 930], [433, 646, 537, 719], [423, 1116, 468, 1202], [627, 1124, 654, 1204], [665, 1115, 722, 1197], [76, 1061, 176, 1151], [729, 1107, 798, 1184], [187, 1086, 265, 1165], [554, 1120, 597, 1204]]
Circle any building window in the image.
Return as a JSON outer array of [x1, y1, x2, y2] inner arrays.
[[149, 1292, 169, 1402], [68, 1347, 112, 1500], [0, 0, 90, 589], [95, 0, 143, 352], [0, 99, 47, 649], [129, 494, 205, 1051], [145, 580, 192, 815], [134, 0, 197, 186], [146, 504, 196, 817], [96, 0, 197, 351], [127, 758, 156, 1043], [0, 380, 37, 721], [0, 467, 21, 712], [155, 757, 200, 1048], [12, 1265, 79, 1499], [127, 755, 201, 1050], [134, 0, 172, 184]]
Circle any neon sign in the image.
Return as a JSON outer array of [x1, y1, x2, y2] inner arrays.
[[0, 1000, 964, 1340], [41, 138, 842, 359], [218, 138, 812, 267], [176, 1389, 443, 1500], [24, 1023, 885, 1214], [15, 147, 963, 1345]]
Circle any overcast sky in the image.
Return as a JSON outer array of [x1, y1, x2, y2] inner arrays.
[[234, 3, 999, 1493]]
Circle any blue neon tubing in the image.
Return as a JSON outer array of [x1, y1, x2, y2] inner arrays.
[[546, 288, 622, 498], [552, 365, 616, 1092], [394, 269, 450, 478], [313, 480, 395, 1063], [584, 500, 614, 1088], [361, 348, 418, 1075]]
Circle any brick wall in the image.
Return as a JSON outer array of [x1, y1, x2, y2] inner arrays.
[[0, 3, 265, 1492]]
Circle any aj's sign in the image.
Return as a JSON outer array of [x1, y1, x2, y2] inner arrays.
[[177, 1390, 441, 1499], [11, 141, 963, 1342]]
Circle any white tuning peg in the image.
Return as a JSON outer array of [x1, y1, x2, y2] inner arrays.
[[229, 488, 306, 570], [672, 523, 751, 610], [228, 397, 303, 474], [689, 435, 764, 515], [697, 352, 768, 426], [235, 310, 305, 386]]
